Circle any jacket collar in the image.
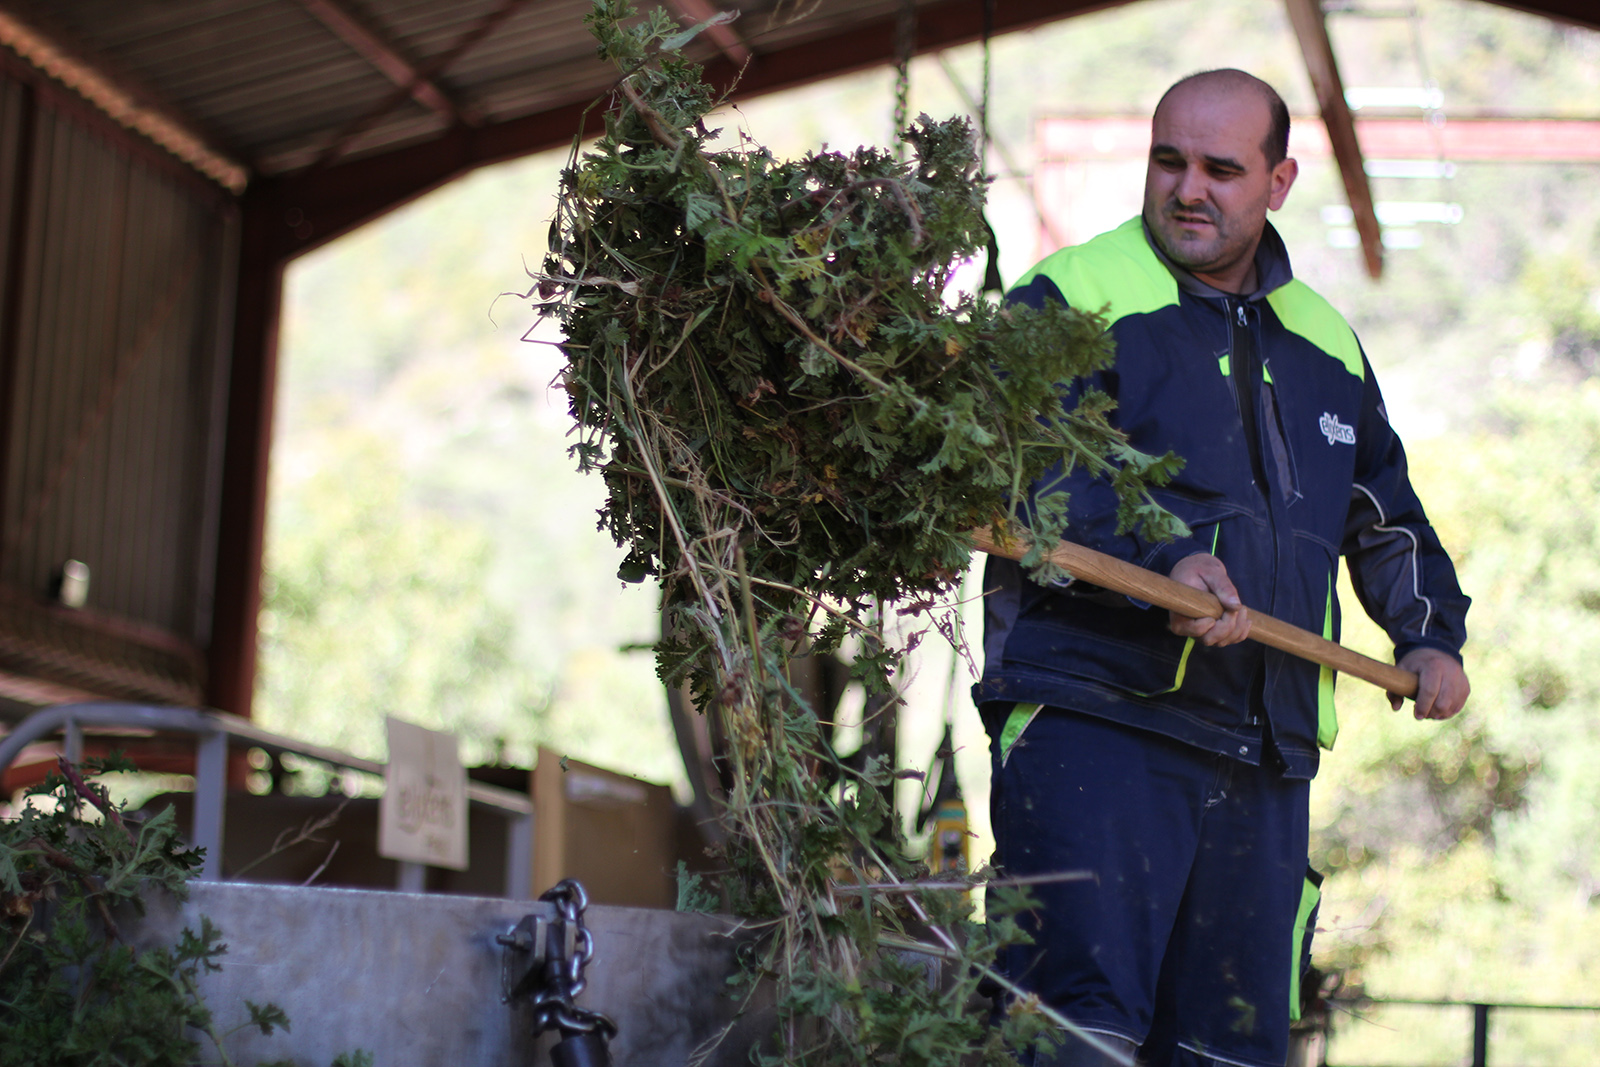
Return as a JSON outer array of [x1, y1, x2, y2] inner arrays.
[[1140, 216, 1294, 302]]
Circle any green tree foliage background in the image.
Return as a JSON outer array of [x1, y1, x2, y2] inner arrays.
[[1312, 383, 1600, 1062], [264, 155, 677, 776], [256, 429, 544, 762]]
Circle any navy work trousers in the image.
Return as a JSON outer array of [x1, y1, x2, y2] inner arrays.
[[986, 705, 1310, 1067]]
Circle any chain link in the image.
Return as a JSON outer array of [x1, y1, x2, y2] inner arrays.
[[545, 878, 595, 998], [518, 879, 617, 1040]]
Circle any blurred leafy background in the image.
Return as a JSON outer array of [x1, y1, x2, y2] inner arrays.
[[259, 0, 1600, 1060]]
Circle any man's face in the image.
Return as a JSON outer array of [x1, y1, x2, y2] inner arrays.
[[1142, 83, 1298, 292]]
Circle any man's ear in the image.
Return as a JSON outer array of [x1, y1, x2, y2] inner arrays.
[[1268, 157, 1299, 211]]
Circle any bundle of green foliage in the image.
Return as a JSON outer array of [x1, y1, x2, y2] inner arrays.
[[534, 3, 1185, 1064], [0, 756, 369, 1067], [551, 3, 1183, 626]]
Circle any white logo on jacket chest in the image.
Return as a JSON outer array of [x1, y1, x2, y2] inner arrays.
[[1319, 412, 1355, 445]]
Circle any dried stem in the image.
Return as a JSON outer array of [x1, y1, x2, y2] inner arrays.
[[0, 910, 33, 975], [56, 756, 133, 843], [231, 798, 349, 879]]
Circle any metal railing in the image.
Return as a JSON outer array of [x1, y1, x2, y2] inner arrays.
[[0, 702, 533, 896], [1323, 995, 1600, 1067]]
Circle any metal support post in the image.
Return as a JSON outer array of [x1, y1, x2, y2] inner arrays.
[[63, 716, 84, 764], [505, 812, 532, 899], [397, 860, 427, 892], [193, 728, 229, 880], [1471, 1002, 1490, 1067]]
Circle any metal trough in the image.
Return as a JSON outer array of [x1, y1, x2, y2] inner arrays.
[[129, 881, 765, 1066]]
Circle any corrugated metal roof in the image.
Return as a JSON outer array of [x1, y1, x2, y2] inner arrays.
[[0, 0, 1042, 184], [5, 0, 1593, 193]]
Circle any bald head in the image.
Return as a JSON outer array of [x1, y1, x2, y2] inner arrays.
[[1156, 70, 1291, 166], [1142, 68, 1300, 292]]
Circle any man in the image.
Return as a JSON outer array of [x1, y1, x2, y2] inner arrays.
[[976, 70, 1470, 1067]]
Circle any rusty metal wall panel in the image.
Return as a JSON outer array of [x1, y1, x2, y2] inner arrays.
[[0, 77, 23, 337], [0, 63, 235, 703]]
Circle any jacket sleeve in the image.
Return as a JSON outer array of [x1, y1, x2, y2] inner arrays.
[[1006, 275, 1209, 593], [1341, 350, 1470, 661]]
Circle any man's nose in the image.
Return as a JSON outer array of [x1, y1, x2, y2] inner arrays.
[[1175, 165, 1208, 204]]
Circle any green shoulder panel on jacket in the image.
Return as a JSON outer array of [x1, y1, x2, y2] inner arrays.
[[1266, 280, 1365, 380], [1014, 217, 1178, 325]]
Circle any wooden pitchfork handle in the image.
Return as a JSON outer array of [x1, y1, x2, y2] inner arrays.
[[970, 526, 1419, 699]]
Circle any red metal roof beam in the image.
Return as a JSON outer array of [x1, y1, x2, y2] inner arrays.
[[1284, 0, 1382, 279], [663, 0, 752, 68], [295, 0, 468, 124]]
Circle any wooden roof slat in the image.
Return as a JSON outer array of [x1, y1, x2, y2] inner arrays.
[[1284, 0, 1383, 280]]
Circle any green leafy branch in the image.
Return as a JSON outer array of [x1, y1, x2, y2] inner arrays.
[[0, 757, 368, 1067]]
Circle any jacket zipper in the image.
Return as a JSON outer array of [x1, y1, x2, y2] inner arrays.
[[1225, 298, 1266, 495], [1228, 297, 1272, 730]]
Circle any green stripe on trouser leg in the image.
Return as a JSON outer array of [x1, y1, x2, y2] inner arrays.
[[1289, 867, 1324, 1021], [999, 703, 1041, 767]]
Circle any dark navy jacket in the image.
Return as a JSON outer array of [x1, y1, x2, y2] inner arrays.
[[974, 217, 1469, 778]]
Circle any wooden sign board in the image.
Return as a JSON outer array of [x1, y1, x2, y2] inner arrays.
[[379, 717, 468, 871], [531, 747, 676, 908]]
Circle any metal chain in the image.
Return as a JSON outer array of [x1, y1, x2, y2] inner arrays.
[[526, 879, 616, 1040], [892, 0, 916, 158], [979, 0, 1004, 295], [547, 878, 595, 997], [980, 0, 993, 168]]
